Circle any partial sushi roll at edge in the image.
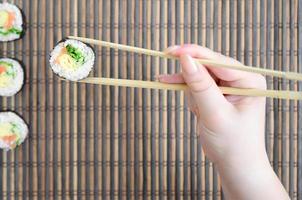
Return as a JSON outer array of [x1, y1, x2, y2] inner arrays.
[[49, 39, 95, 81], [0, 58, 24, 96], [0, 112, 28, 151], [0, 2, 24, 42]]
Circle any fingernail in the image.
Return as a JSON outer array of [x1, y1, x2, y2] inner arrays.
[[164, 45, 180, 54], [181, 54, 198, 74]]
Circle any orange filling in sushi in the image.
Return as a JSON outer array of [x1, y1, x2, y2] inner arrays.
[[0, 122, 21, 148], [0, 11, 15, 29]]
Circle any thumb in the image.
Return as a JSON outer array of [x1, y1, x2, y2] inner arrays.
[[180, 54, 232, 116]]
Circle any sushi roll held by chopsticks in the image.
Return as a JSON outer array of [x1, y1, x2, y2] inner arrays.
[[0, 2, 24, 42], [49, 39, 95, 81], [0, 112, 28, 151], [0, 58, 24, 97]]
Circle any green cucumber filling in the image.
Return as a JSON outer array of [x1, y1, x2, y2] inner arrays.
[[0, 27, 22, 36], [10, 123, 22, 145], [0, 61, 16, 77], [66, 44, 85, 64]]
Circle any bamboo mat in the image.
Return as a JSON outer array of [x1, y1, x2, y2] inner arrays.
[[0, 0, 301, 199]]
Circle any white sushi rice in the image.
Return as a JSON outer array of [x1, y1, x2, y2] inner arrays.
[[49, 39, 95, 81], [0, 112, 28, 151], [0, 2, 23, 42], [0, 58, 24, 96]]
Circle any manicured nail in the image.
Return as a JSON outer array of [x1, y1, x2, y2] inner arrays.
[[164, 45, 180, 54], [181, 54, 198, 74]]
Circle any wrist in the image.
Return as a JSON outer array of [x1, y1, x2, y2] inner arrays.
[[216, 152, 287, 200], [216, 148, 271, 175]]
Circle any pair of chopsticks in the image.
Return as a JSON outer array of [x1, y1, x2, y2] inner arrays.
[[68, 36, 302, 100]]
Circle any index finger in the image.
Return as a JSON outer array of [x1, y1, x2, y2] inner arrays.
[[165, 45, 266, 90]]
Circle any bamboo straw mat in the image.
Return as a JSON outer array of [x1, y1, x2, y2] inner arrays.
[[0, 0, 301, 199]]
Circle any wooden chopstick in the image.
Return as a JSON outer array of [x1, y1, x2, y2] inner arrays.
[[64, 36, 302, 100], [71, 77, 302, 100], [68, 36, 302, 81]]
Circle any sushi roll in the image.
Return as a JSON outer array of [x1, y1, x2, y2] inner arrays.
[[0, 2, 24, 42], [0, 58, 24, 96], [49, 39, 95, 81], [0, 112, 28, 151]]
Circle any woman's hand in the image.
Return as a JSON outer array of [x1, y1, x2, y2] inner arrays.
[[158, 45, 289, 200], [159, 44, 267, 166]]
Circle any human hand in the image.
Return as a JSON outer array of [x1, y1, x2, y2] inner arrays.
[[159, 44, 267, 167], [158, 45, 289, 200]]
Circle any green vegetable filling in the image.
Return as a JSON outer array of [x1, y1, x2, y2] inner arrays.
[[0, 61, 16, 77], [10, 123, 22, 145], [0, 61, 13, 67], [0, 27, 22, 36], [66, 44, 85, 64]]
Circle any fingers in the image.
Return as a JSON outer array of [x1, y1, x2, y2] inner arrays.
[[156, 73, 210, 118], [165, 45, 221, 60], [165, 45, 245, 80], [180, 54, 232, 115], [165, 45, 266, 90], [158, 71, 219, 84], [157, 73, 185, 83]]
